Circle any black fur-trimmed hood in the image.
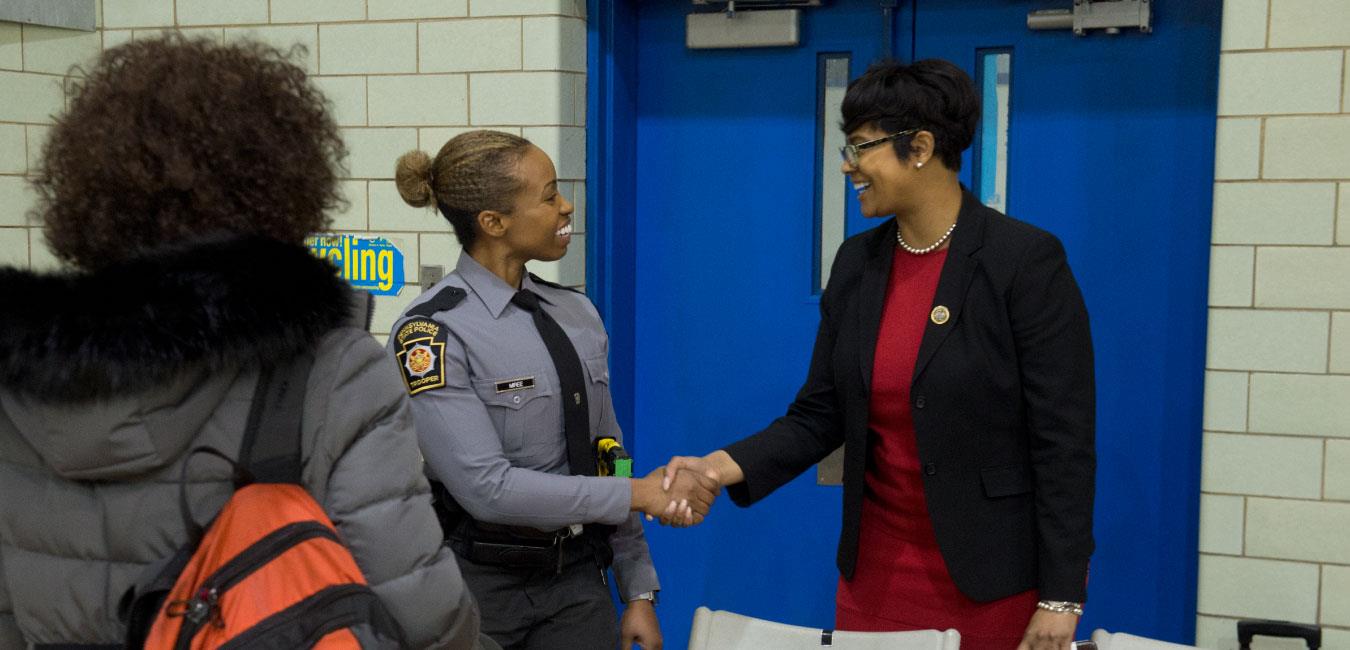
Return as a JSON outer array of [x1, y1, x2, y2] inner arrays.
[[0, 235, 355, 402]]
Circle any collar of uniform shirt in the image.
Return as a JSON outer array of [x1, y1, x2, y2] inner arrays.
[[455, 250, 555, 319]]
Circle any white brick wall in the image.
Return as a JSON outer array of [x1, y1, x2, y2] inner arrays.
[[319, 23, 418, 74], [1217, 51, 1343, 116], [1212, 182, 1336, 245], [175, 0, 268, 27], [1208, 246, 1254, 307], [419, 18, 522, 73], [470, 71, 579, 125], [269, 0, 365, 24], [0, 0, 588, 340], [1198, 494, 1245, 555], [1206, 309, 1328, 372], [367, 74, 470, 126], [1264, 116, 1350, 180], [1198, 555, 1321, 622], [1249, 373, 1350, 437], [1268, 0, 1350, 49], [368, 0, 468, 21], [1200, 1, 1350, 645], [0, 124, 24, 174], [102, 0, 173, 29], [1213, 118, 1262, 180]]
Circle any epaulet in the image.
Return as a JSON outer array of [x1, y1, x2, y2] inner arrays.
[[528, 273, 583, 295], [406, 286, 467, 318]]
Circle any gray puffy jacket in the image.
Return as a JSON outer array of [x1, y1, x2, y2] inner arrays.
[[0, 237, 479, 649]]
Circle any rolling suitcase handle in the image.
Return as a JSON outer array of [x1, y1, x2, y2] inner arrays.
[[1238, 619, 1320, 649]]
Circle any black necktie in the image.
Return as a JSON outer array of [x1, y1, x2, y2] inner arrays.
[[511, 289, 594, 476]]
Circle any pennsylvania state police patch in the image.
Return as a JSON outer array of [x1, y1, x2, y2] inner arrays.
[[395, 318, 447, 396]]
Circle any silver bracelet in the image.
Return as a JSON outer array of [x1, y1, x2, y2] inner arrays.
[[1037, 600, 1084, 616]]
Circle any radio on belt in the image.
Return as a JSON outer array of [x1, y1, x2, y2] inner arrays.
[[595, 437, 632, 478]]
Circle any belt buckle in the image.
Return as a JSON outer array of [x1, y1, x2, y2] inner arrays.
[[557, 523, 584, 542], [552, 524, 585, 574]]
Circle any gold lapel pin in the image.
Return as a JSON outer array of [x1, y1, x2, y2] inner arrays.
[[930, 305, 950, 325]]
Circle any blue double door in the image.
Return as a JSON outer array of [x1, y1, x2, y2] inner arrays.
[[598, 1, 1221, 646]]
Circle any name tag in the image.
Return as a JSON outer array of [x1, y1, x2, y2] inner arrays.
[[495, 377, 536, 393]]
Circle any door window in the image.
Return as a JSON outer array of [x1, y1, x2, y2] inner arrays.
[[814, 53, 850, 294], [974, 49, 1011, 213]]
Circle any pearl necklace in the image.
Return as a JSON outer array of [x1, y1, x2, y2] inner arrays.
[[896, 220, 957, 255]]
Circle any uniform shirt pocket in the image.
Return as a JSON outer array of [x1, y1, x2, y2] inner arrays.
[[980, 463, 1034, 498], [471, 372, 557, 455], [583, 355, 610, 385]]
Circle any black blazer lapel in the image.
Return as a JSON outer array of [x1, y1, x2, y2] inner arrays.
[[857, 219, 897, 395], [912, 191, 988, 384]]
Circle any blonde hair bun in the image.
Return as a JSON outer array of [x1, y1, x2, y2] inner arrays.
[[394, 150, 436, 208]]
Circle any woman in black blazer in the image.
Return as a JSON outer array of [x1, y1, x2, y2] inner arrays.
[[664, 59, 1094, 650]]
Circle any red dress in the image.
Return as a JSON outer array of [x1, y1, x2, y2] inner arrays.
[[834, 246, 1037, 650]]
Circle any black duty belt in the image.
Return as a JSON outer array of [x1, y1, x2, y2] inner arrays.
[[430, 479, 615, 572], [450, 519, 610, 573]]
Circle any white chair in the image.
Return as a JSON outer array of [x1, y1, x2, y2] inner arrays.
[[1088, 629, 1200, 650], [688, 606, 960, 650]]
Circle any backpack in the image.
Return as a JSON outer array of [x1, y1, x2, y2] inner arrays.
[[120, 355, 409, 649]]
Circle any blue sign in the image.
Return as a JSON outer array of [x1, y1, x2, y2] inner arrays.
[[305, 234, 405, 296]]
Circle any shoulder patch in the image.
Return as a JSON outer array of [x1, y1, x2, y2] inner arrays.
[[394, 317, 448, 396], [407, 286, 467, 319], [528, 273, 583, 295]]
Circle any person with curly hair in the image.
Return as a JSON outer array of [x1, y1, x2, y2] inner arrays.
[[0, 35, 482, 648]]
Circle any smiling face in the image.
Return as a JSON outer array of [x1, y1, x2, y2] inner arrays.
[[500, 145, 574, 262], [841, 123, 919, 219]]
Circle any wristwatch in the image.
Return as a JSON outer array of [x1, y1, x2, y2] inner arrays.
[[628, 591, 658, 606]]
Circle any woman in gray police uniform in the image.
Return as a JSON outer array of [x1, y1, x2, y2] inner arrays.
[[390, 130, 718, 650]]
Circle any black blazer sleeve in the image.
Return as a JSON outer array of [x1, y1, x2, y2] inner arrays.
[[1011, 233, 1095, 602], [721, 246, 857, 506]]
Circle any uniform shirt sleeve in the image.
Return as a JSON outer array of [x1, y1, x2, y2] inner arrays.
[[591, 347, 659, 600], [611, 514, 658, 601], [395, 320, 633, 529]]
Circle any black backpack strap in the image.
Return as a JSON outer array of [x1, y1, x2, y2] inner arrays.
[[120, 355, 315, 648], [238, 353, 315, 485]]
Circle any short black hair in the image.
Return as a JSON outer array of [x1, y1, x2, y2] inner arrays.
[[841, 59, 980, 171]]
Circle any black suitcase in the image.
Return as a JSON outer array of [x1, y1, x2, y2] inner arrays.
[[1238, 620, 1321, 650]]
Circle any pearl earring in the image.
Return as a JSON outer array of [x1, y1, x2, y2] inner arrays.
[[917, 162, 925, 169]]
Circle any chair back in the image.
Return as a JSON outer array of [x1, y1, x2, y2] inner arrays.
[[688, 607, 960, 650], [1090, 629, 1200, 650]]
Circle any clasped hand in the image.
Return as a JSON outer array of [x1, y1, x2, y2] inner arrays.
[[632, 463, 720, 527]]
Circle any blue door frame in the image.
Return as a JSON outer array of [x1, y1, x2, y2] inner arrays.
[[586, 0, 640, 449]]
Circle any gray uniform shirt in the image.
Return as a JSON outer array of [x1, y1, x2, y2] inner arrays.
[[389, 252, 659, 600]]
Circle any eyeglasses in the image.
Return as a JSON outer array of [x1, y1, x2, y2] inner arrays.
[[839, 129, 919, 167]]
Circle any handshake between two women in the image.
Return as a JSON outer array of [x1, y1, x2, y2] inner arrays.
[[629, 451, 746, 528]]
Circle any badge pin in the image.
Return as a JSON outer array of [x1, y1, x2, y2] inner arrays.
[[930, 305, 951, 325]]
